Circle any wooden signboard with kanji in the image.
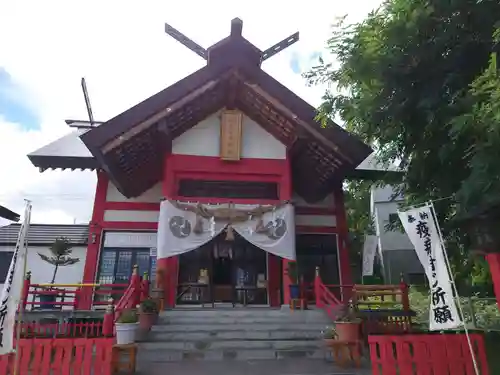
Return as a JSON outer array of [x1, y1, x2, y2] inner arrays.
[[220, 110, 243, 161]]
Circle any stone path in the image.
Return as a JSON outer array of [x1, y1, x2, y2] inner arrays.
[[136, 358, 372, 375]]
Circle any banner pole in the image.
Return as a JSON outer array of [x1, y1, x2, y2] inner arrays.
[[12, 201, 31, 375], [428, 202, 480, 375]]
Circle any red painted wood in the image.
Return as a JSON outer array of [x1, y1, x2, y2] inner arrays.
[[295, 206, 336, 215], [486, 253, 500, 311], [101, 221, 158, 230], [104, 201, 160, 210], [80, 170, 108, 309], [267, 253, 281, 307], [0, 338, 113, 374], [368, 334, 490, 375], [296, 225, 338, 234], [169, 154, 288, 176], [333, 183, 353, 290]]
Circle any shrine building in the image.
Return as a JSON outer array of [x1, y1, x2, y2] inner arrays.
[[27, 19, 376, 310]]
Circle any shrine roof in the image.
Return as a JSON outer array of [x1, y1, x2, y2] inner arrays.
[[28, 127, 98, 171], [28, 19, 373, 202]]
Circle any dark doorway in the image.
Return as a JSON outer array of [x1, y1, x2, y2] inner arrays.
[[177, 233, 268, 306]]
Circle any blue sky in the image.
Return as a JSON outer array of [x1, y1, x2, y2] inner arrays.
[[0, 68, 39, 130], [289, 51, 323, 74]]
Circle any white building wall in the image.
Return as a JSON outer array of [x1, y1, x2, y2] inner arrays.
[[293, 192, 336, 229], [171, 111, 287, 159], [106, 182, 162, 203], [0, 245, 86, 293]]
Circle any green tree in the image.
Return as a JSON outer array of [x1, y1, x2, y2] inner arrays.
[[38, 237, 80, 284], [306, 0, 500, 293]]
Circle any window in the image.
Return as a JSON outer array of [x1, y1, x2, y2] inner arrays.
[[388, 213, 399, 224], [178, 179, 279, 200], [0, 252, 13, 283], [97, 248, 155, 285], [95, 248, 156, 303], [296, 234, 339, 285]]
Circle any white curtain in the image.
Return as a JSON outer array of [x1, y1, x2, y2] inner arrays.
[[232, 204, 295, 260], [157, 200, 227, 259], [156, 200, 296, 260]]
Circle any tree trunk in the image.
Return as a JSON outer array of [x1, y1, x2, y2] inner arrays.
[[51, 264, 59, 284]]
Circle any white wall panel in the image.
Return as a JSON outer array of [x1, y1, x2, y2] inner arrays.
[[293, 193, 335, 208], [295, 215, 337, 227], [106, 182, 162, 203], [0, 245, 86, 297], [103, 210, 159, 223], [172, 111, 286, 159]]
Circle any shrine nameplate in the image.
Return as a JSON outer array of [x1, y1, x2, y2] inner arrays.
[[220, 110, 243, 161]]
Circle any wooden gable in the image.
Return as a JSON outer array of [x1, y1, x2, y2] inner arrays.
[[79, 19, 372, 202]]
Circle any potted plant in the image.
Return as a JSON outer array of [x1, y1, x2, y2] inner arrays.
[[115, 309, 139, 345], [37, 237, 79, 309], [136, 298, 158, 341], [321, 326, 337, 346], [287, 262, 300, 300], [333, 300, 362, 341]]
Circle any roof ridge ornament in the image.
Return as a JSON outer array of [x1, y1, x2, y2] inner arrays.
[[164, 18, 299, 63]]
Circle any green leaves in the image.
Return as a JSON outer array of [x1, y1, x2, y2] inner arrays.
[[308, 0, 500, 292]]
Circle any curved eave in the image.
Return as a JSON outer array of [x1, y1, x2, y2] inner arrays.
[[28, 154, 99, 172], [0, 205, 20, 222]]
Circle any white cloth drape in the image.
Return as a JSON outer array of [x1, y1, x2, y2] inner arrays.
[[361, 235, 378, 276], [156, 200, 296, 260], [0, 202, 31, 354], [157, 201, 227, 258], [232, 204, 295, 260]]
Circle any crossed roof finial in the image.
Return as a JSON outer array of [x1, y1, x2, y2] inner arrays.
[[164, 18, 299, 63]]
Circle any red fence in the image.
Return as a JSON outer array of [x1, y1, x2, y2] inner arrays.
[[369, 334, 490, 375], [0, 338, 114, 375], [15, 320, 106, 338]]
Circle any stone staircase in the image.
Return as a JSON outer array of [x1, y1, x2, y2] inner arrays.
[[138, 307, 331, 363]]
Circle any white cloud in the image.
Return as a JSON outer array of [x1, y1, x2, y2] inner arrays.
[[0, 0, 381, 224]]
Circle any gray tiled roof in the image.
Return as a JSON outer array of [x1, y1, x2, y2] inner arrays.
[[0, 224, 89, 246]]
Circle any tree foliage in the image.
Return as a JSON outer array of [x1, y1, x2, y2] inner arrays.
[[307, 0, 500, 293], [38, 237, 79, 284]]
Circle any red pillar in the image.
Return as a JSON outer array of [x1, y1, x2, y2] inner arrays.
[[281, 153, 293, 306], [333, 181, 353, 299], [486, 253, 500, 311], [158, 153, 178, 308], [79, 170, 108, 309]]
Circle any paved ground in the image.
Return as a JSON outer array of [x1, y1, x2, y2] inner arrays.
[[136, 358, 372, 375]]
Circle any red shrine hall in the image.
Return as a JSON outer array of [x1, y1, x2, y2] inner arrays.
[[27, 19, 374, 310]]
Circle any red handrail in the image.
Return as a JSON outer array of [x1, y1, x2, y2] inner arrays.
[[314, 268, 346, 320]]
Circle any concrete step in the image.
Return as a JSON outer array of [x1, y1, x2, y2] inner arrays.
[[136, 358, 372, 375], [159, 315, 330, 325], [140, 339, 321, 351], [149, 329, 321, 342], [161, 308, 326, 318], [151, 323, 327, 333], [138, 346, 326, 362]]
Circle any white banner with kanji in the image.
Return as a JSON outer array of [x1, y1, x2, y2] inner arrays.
[[398, 204, 462, 330], [0, 202, 31, 354]]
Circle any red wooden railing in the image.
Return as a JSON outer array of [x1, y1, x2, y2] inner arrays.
[[15, 320, 105, 338], [313, 267, 346, 319], [18, 265, 151, 337], [369, 333, 490, 375], [21, 271, 128, 311], [0, 338, 113, 375]]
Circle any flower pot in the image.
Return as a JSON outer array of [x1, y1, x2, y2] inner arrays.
[[334, 321, 361, 341], [139, 312, 156, 331], [323, 338, 337, 347], [115, 322, 139, 345], [289, 284, 300, 299]]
